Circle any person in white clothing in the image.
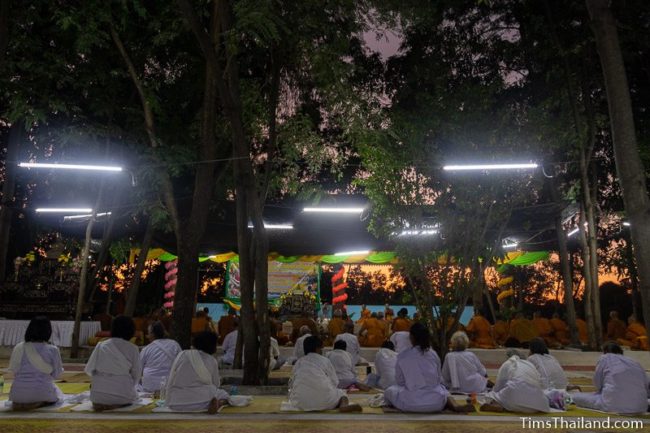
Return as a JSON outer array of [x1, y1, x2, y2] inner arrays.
[[85, 315, 141, 411], [220, 320, 238, 367], [8, 316, 64, 410], [165, 331, 232, 414], [140, 321, 182, 393], [390, 331, 412, 353], [481, 349, 550, 413], [527, 338, 568, 390], [292, 326, 312, 362], [326, 340, 371, 390], [334, 322, 361, 365], [441, 331, 488, 394], [289, 336, 361, 412], [366, 340, 398, 389], [571, 342, 648, 414]]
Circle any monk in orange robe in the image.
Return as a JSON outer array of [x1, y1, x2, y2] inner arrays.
[[328, 309, 346, 343], [549, 313, 570, 346], [360, 313, 387, 347], [392, 308, 412, 332], [617, 316, 650, 351], [384, 304, 395, 323], [492, 319, 509, 346], [575, 317, 588, 345], [532, 311, 558, 348], [508, 313, 538, 347], [465, 312, 496, 349], [605, 311, 626, 341], [356, 304, 371, 327], [217, 308, 238, 344]]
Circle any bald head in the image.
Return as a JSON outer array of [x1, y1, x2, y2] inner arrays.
[[300, 325, 310, 336]]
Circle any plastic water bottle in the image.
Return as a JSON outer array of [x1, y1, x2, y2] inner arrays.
[[158, 378, 167, 404], [231, 385, 238, 396]]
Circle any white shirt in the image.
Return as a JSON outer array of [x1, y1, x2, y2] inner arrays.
[[334, 333, 360, 365], [221, 330, 238, 364], [390, 331, 412, 353]]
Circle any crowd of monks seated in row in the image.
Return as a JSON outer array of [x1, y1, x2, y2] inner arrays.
[[7, 314, 650, 415], [462, 310, 649, 351]]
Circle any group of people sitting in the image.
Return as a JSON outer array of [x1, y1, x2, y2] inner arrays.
[[289, 320, 650, 415], [7, 313, 650, 416], [8, 315, 235, 413], [463, 309, 650, 351]]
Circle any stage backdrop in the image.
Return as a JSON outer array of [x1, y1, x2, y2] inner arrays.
[[225, 260, 320, 307]]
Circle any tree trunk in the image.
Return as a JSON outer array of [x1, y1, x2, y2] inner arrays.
[[124, 218, 154, 317], [70, 206, 101, 358], [88, 211, 117, 303], [0, 119, 22, 282], [0, 0, 10, 69], [587, 0, 650, 341], [578, 205, 597, 350], [555, 217, 580, 346], [172, 238, 200, 349]]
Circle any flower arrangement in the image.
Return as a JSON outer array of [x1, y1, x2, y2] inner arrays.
[[57, 253, 71, 266]]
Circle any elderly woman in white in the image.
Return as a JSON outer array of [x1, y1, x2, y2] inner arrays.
[[441, 331, 488, 394]]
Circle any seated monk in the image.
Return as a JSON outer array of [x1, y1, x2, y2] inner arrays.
[[492, 318, 509, 346], [507, 313, 538, 348], [291, 312, 319, 342], [575, 317, 588, 345], [605, 311, 626, 341], [217, 308, 238, 344], [392, 308, 412, 332], [289, 336, 362, 412], [532, 312, 558, 348], [359, 312, 386, 347], [327, 310, 346, 344], [356, 305, 371, 327], [617, 316, 649, 351], [549, 313, 570, 346], [384, 304, 395, 323], [465, 312, 496, 349]]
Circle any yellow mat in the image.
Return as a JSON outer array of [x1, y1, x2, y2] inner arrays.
[[220, 395, 384, 415]]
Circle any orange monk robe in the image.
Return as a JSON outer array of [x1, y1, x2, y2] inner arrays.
[[618, 323, 650, 351], [356, 308, 371, 325], [379, 319, 390, 338], [575, 319, 588, 344], [532, 317, 558, 347], [328, 317, 346, 341], [465, 316, 496, 349], [360, 317, 387, 347], [508, 318, 538, 345], [191, 317, 209, 335], [392, 317, 412, 332], [606, 318, 626, 340], [549, 318, 570, 345], [218, 315, 237, 344], [492, 320, 509, 346]]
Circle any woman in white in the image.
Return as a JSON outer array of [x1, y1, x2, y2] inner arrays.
[[289, 336, 361, 412], [366, 340, 398, 389], [8, 316, 64, 410], [140, 321, 182, 393], [481, 349, 550, 413], [326, 340, 371, 390], [572, 342, 648, 414], [389, 331, 412, 353], [220, 321, 238, 366], [527, 338, 568, 390], [85, 315, 141, 411], [442, 331, 488, 394], [165, 331, 231, 414]]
